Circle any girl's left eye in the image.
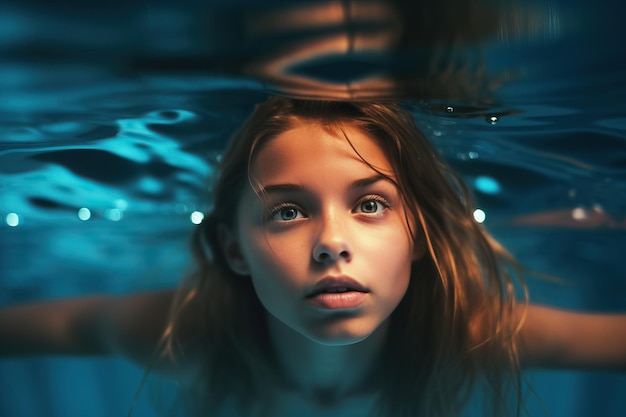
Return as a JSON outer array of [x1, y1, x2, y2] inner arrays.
[[355, 197, 389, 214]]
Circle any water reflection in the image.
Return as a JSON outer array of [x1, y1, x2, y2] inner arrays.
[[1, 0, 623, 232], [0, 0, 564, 102], [232, 0, 561, 100], [512, 206, 626, 230]]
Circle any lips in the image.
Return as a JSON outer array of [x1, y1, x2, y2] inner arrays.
[[306, 276, 369, 298]]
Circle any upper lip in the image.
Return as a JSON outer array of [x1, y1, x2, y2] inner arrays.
[[306, 276, 370, 297]]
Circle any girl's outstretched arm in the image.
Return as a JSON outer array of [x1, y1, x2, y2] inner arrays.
[[0, 291, 178, 371], [517, 305, 626, 371]]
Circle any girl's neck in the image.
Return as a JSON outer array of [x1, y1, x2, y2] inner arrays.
[[267, 314, 386, 403]]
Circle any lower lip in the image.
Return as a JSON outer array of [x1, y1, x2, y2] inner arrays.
[[306, 291, 368, 309]]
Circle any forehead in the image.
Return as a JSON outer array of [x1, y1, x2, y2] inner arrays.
[[250, 122, 395, 182]]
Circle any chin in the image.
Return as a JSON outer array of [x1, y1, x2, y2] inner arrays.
[[303, 319, 381, 346]]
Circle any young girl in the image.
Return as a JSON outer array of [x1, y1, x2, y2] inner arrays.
[[1, 97, 625, 417]]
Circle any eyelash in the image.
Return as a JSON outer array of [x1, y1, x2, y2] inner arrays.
[[266, 194, 391, 222], [267, 202, 306, 222], [355, 194, 391, 215]]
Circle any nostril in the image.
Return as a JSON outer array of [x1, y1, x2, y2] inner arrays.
[[313, 244, 352, 263], [317, 252, 330, 262]]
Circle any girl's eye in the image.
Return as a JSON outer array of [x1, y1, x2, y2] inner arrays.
[[355, 197, 389, 215], [271, 205, 305, 222]]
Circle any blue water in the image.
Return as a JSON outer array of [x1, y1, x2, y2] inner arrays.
[[1, 0, 626, 416]]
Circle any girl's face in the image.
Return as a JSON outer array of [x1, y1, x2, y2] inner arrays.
[[225, 122, 417, 345]]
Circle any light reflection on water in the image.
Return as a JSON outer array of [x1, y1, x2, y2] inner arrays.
[[0, 2, 625, 416], [0, 0, 625, 285]]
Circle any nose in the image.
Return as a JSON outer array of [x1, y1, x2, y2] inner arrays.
[[312, 213, 352, 264]]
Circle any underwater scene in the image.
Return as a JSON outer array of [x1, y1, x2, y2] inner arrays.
[[1, 0, 625, 416]]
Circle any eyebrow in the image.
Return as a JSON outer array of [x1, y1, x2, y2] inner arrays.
[[258, 174, 394, 195]]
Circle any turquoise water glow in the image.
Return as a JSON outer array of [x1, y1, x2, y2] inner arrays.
[[1, 1, 625, 416]]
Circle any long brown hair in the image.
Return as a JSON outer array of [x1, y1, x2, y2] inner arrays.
[[161, 96, 526, 417]]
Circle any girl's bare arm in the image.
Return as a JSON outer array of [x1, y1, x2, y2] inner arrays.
[[517, 305, 626, 371], [0, 291, 174, 368]]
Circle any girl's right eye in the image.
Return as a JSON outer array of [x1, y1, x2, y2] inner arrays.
[[270, 204, 305, 222]]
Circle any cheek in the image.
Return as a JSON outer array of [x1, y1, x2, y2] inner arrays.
[[244, 245, 308, 325], [240, 231, 307, 295], [371, 224, 414, 292], [381, 250, 412, 297]]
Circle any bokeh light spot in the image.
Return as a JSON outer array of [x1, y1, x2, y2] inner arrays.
[[190, 211, 204, 225], [474, 176, 501, 194], [6, 213, 19, 227], [78, 208, 91, 221], [106, 208, 123, 221], [473, 209, 486, 223]]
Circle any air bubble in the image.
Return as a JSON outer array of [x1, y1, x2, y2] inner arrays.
[[473, 209, 486, 223], [486, 115, 499, 125], [190, 211, 204, 225], [6, 213, 19, 227], [78, 208, 91, 221]]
